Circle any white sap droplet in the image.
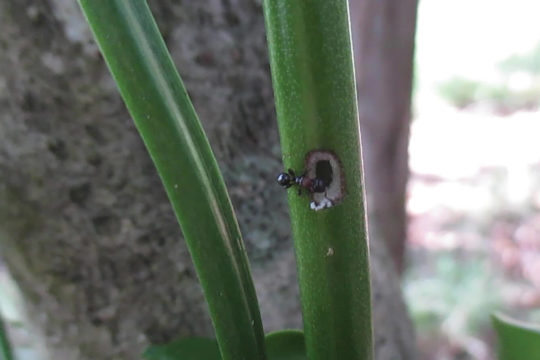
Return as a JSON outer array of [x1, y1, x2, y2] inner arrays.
[[310, 197, 333, 211]]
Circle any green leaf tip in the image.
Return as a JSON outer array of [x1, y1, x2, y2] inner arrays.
[[492, 312, 540, 360], [143, 332, 307, 360], [143, 338, 221, 360], [266, 330, 307, 360]]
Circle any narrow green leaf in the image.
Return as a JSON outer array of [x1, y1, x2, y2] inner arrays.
[[492, 313, 540, 360], [263, 1, 373, 359], [77, 2, 266, 359], [0, 316, 14, 360]]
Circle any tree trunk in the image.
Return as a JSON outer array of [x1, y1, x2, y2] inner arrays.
[[0, 0, 416, 359], [350, 0, 418, 273]]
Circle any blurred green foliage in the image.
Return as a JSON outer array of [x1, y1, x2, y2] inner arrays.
[[499, 43, 540, 75], [438, 77, 480, 109], [405, 252, 501, 337], [437, 42, 540, 113]]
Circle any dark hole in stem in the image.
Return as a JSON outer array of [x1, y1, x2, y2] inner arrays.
[[315, 160, 333, 186]]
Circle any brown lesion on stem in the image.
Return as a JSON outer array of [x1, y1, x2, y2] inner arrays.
[[305, 150, 345, 211]]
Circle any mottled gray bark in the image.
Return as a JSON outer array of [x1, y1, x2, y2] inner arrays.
[[350, 0, 418, 273], [0, 0, 416, 359]]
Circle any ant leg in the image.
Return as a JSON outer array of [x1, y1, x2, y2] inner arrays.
[[298, 187, 302, 196], [288, 168, 296, 178]]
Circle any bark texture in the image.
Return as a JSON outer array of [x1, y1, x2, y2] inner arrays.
[[350, 0, 419, 273], [0, 0, 416, 359]]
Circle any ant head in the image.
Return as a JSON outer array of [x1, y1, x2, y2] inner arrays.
[[277, 172, 292, 187]]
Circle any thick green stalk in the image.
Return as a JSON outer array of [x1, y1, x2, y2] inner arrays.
[[263, 1, 373, 359], [0, 316, 13, 360], [77, 2, 266, 359]]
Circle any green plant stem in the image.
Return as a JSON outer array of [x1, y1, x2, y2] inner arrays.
[[77, 2, 266, 359], [263, 1, 373, 359], [0, 316, 14, 360]]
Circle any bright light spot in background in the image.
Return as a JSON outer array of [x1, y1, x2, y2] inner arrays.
[[406, 1, 540, 359], [416, 0, 540, 86]]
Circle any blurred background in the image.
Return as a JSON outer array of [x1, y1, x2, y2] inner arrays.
[[406, 0, 540, 359], [1, 0, 540, 359]]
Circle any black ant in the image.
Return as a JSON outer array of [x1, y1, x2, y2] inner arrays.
[[277, 168, 328, 196]]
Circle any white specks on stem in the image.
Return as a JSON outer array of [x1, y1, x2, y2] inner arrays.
[[326, 247, 334, 257], [310, 197, 333, 211]]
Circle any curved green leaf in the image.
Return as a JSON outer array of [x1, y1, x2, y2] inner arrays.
[[77, 2, 266, 359], [492, 313, 540, 360]]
